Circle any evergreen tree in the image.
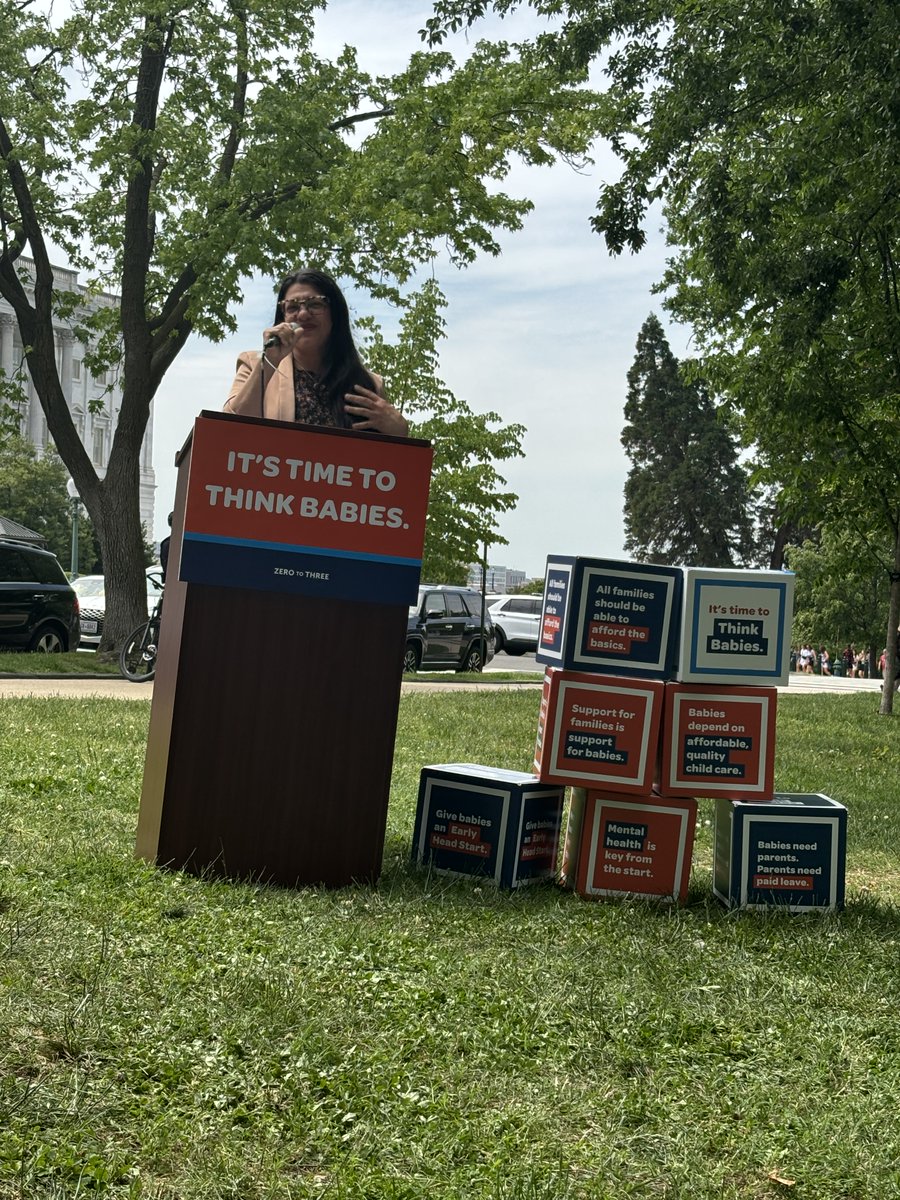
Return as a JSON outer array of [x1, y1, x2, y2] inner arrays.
[[621, 315, 757, 567]]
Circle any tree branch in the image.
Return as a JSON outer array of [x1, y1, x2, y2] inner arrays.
[[150, 313, 194, 391], [0, 190, 27, 266], [217, 1, 248, 182], [120, 15, 176, 339], [148, 264, 196, 340], [0, 115, 52, 290], [0, 117, 96, 491], [149, 6, 248, 359], [328, 106, 394, 132], [29, 46, 64, 74]]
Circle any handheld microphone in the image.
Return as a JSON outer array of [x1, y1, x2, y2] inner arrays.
[[263, 322, 299, 350]]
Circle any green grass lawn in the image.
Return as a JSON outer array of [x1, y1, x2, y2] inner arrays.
[[1, 692, 899, 1199], [0, 652, 538, 684], [0, 651, 121, 676]]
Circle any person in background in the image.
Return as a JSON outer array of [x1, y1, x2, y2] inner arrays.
[[159, 512, 173, 583], [819, 646, 831, 676], [888, 648, 900, 696], [224, 268, 408, 436]]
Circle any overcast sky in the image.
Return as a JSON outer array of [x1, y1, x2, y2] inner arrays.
[[151, 0, 691, 578]]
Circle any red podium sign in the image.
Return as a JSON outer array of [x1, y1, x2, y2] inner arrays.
[[180, 413, 433, 604]]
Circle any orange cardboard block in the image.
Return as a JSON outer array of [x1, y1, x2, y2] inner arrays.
[[559, 788, 588, 890], [657, 683, 777, 800], [534, 668, 664, 792], [570, 792, 697, 903]]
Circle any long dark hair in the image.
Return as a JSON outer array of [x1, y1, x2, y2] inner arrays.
[[274, 269, 376, 428]]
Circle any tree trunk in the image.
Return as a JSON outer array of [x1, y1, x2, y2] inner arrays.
[[24, 325, 150, 650], [877, 527, 900, 716], [768, 524, 790, 571], [94, 459, 149, 654]]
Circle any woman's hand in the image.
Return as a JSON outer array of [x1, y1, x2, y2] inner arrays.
[[260, 321, 299, 364], [344, 384, 409, 436]]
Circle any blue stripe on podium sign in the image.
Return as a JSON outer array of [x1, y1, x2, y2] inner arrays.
[[179, 531, 422, 605]]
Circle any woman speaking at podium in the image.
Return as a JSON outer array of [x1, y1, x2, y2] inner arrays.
[[224, 269, 409, 437]]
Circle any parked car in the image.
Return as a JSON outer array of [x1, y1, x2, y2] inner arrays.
[[0, 538, 80, 652], [405, 585, 495, 673], [488, 593, 541, 655], [71, 568, 164, 648]]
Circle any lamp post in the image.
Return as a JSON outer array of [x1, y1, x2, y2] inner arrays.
[[65, 477, 81, 579], [479, 534, 489, 668]]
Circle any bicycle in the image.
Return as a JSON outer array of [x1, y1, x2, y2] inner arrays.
[[119, 580, 164, 682]]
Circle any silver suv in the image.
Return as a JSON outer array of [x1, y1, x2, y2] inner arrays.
[[488, 593, 541, 655]]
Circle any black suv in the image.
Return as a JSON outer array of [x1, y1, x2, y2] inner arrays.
[[405, 585, 495, 673], [0, 538, 81, 652]]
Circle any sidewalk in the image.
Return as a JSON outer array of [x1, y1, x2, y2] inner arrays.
[[0, 676, 544, 700], [781, 672, 883, 695]]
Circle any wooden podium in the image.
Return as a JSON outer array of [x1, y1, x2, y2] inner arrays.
[[135, 411, 433, 887]]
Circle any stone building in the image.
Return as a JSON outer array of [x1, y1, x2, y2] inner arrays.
[[0, 259, 156, 533], [467, 563, 528, 592]]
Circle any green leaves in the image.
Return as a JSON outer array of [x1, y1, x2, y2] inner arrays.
[[1, 0, 617, 641], [0, 435, 100, 565], [361, 282, 525, 580]]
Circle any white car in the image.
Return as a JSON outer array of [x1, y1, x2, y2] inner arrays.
[[71, 568, 163, 648], [488, 593, 541, 655]]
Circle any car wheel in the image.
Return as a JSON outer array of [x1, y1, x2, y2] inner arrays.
[[505, 645, 526, 656], [493, 627, 505, 653], [28, 625, 65, 653], [403, 643, 421, 673], [459, 642, 486, 672]]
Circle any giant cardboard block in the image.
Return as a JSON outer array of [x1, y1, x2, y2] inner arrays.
[[677, 567, 794, 685], [534, 668, 665, 792], [412, 764, 565, 889], [572, 792, 697, 903], [537, 557, 682, 678], [713, 794, 847, 911], [657, 683, 777, 800], [559, 788, 587, 890]]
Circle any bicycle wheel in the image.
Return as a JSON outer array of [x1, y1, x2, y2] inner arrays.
[[119, 619, 159, 682]]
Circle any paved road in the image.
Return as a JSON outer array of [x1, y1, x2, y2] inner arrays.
[[0, 669, 889, 701], [487, 650, 541, 674]]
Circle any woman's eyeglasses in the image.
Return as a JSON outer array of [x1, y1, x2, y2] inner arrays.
[[281, 297, 329, 315]]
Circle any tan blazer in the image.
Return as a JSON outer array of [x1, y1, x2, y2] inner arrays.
[[224, 351, 296, 423], [223, 351, 384, 423]]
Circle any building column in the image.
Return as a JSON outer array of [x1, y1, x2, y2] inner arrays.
[[0, 312, 14, 377], [58, 328, 74, 406]]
